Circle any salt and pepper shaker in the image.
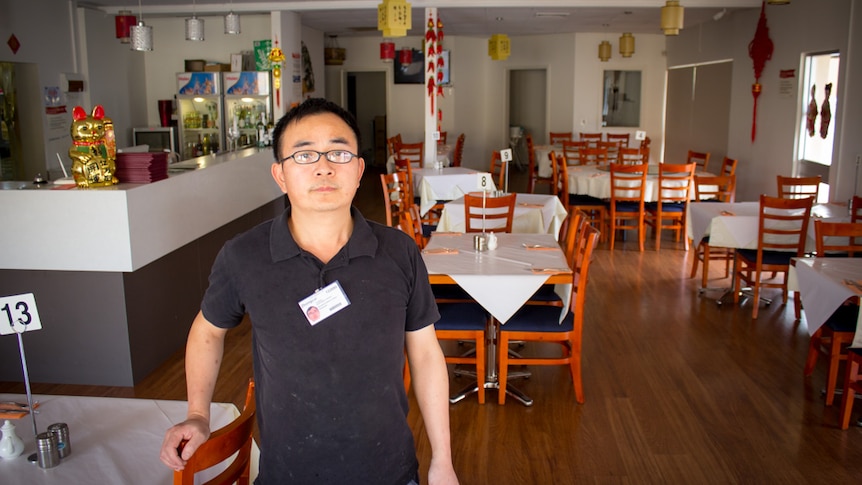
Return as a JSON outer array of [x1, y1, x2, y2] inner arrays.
[[35, 431, 60, 468], [0, 420, 25, 459], [47, 422, 71, 458], [487, 232, 498, 250]]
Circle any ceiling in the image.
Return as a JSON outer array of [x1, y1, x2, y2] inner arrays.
[[86, 1, 766, 38]]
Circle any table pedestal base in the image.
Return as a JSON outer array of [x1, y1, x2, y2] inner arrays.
[[449, 378, 534, 406]]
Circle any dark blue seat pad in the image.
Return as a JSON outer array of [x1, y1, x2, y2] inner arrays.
[[736, 248, 796, 266], [435, 302, 488, 331], [501, 305, 575, 333]]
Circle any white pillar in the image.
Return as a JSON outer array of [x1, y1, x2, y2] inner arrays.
[[424, 8, 438, 166]]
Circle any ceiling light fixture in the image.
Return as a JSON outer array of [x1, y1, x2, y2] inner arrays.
[[115, 10, 136, 44], [619, 33, 635, 58], [661, 1, 685, 36], [224, 0, 240, 35], [129, 0, 152, 51], [488, 34, 511, 61], [598, 41, 611, 62], [185, 0, 204, 41]]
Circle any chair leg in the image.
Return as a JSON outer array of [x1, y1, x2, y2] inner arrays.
[[701, 245, 711, 289], [638, 215, 645, 252], [794, 292, 802, 321], [803, 329, 822, 376], [690, 244, 700, 279], [497, 333, 509, 405], [570, 343, 584, 404], [751, 281, 760, 319], [609, 215, 616, 251], [840, 358, 859, 429], [825, 335, 844, 406], [655, 217, 661, 252], [475, 331, 486, 405]]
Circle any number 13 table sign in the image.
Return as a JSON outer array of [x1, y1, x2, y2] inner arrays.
[[1, 293, 44, 442]]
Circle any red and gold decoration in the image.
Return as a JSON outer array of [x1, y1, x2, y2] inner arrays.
[[69, 105, 118, 188], [380, 40, 395, 62], [820, 83, 832, 139], [488, 34, 510, 61], [115, 11, 136, 44], [425, 13, 445, 119], [377, 0, 411, 38], [748, 1, 774, 142], [268, 38, 286, 108]]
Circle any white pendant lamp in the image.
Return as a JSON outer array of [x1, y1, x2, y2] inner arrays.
[[129, 0, 152, 51], [186, 0, 204, 41]]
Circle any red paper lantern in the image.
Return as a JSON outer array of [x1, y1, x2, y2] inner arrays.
[[399, 47, 413, 65], [380, 41, 395, 62], [115, 10, 137, 44]]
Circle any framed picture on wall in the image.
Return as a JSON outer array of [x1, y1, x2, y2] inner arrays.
[[394, 48, 424, 84], [440, 50, 451, 85]]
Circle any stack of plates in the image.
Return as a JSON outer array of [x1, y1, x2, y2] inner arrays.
[[115, 152, 168, 183]]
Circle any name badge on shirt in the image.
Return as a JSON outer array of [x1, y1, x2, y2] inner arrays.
[[298, 280, 351, 326]]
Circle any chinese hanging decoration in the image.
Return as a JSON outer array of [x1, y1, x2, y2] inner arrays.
[[820, 83, 832, 138], [805, 85, 817, 137], [377, 0, 411, 38], [268, 38, 286, 108], [426, 13, 444, 118], [488, 34, 511, 61], [747, 1, 774, 142]]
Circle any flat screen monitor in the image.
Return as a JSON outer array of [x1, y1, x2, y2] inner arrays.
[[132, 127, 177, 153]]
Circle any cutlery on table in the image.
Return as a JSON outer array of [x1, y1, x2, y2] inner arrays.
[[529, 267, 570, 274], [522, 243, 558, 250], [423, 247, 459, 255], [843, 279, 862, 293]]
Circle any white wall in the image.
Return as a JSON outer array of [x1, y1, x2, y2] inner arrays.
[[667, 1, 860, 202]]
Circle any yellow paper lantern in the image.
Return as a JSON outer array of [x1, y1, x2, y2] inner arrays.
[[619, 33, 635, 58], [377, 0, 411, 38], [488, 34, 510, 61], [661, 1, 684, 36], [598, 41, 612, 62]]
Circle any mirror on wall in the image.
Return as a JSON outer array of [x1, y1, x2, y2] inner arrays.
[[602, 70, 641, 127]]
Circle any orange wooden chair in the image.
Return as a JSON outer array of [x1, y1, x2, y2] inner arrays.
[[464, 192, 516, 233], [489, 150, 507, 190], [557, 151, 607, 241], [561, 140, 586, 166], [606, 133, 630, 148], [526, 133, 552, 193], [397, 204, 427, 249], [720, 156, 738, 176], [438, 131, 447, 145], [435, 302, 489, 404], [549, 131, 573, 145], [608, 162, 648, 251], [579, 132, 603, 148], [579, 146, 609, 166], [689, 175, 736, 289], [803, 221, 862, 405], [852, 195, 862, 222], [451, 133, 465, 167], [497, 224, 600, 405], [598, 140, 620, 163], [839, 349, 862, 429], [396, 141, 424, 169], [686, 150, 711, 172], [733, 195, 813, 319], [777, 175, 821, 201], [387, 134, 403, 158], [380, 171, 411, 227], [639, 136, 651, 164], [174, 379, 256, 485], [646, 162, 696, 251], [616, 147, 645, 166]]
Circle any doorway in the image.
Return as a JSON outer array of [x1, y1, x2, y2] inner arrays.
[[508, 69, 547, 171], [1, 62, 46, 181], [346, 71, 387, 168]]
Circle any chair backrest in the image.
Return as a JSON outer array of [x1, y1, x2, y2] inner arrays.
[[398, 204, 426, 249], [550, 151, 569, 213], [380, 171, 411, 227], [489, 151, 506, 190], [609, 162, 648, 204], [597, 140, 620, 162], [579, 132, 603, 148], [174, 379, 256, 485], [572, 224, 600, 311], [561, 210, 588, 270], [452, 133, 465, 167], [617, 147, 645, 166], [853, 195, 862, 223], [720, 156, 738, 176], [561, 140, 585, 165], [387, 134, 403, 158], [464, 192, 516, 233], [756, 195, 814, 257], [686, 150, 711, 172], [396, 141, 424, 168], [579, 146, 608, 166], [438, 131, 447, 145], [606, 133, 630, 148], [693, 174, 736, 203], [656, 162, 696, 208], [777, 175, 821, 200], [549, 131, 573, 145], [814, 220, 862, 257], [639, 136, 651, 164]]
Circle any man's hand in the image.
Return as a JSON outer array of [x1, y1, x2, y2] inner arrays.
[[428, 457, 460, 485], [159, 415, 211, 471]]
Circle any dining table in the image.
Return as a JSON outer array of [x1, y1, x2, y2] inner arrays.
[[534, 144, 560, 178], [0, 393, 258, 484], [411, 167, 493, 216], [567, 164, 709, 202], [789, 258, 862, 347], [435, 192, 568, 238], [423, 232, 571, 405]]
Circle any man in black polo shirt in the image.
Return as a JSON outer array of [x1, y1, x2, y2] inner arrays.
[[160, 98, 458, 485]]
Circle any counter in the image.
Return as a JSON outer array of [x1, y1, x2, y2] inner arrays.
[[0, 148, 285, 386]]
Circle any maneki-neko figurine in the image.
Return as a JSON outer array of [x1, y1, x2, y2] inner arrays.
[[69, 105, 118, 188]]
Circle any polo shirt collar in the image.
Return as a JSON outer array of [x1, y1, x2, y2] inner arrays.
[[270, 206, 378, 263]]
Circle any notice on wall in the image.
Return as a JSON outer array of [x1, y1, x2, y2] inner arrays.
[[778, 69, 796, 99]]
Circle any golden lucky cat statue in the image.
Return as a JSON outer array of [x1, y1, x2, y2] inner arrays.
[[69, 105, 118, 188]]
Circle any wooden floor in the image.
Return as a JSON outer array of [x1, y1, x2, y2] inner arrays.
[[3, 165, 861, 483]]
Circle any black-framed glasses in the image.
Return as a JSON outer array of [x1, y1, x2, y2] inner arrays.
[[279, 150, 359, 165]]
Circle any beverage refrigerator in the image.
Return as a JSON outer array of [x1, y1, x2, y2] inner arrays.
[[222, 72, 272, 151], [176, 72, 223, 160]]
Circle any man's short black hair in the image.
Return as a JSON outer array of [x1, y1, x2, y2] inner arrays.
[[272, 98, 362, 162]]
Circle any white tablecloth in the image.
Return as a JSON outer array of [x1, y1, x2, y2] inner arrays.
[[0, 394, 258, 484], [686, 202, 847, 252], [386, 144, 451, 173], [789, 258, 862, 347], [567, 165, 706, 202], [436, 193, 567, 238], [423, 233, 571, 324], [413, 167, 491, 216]]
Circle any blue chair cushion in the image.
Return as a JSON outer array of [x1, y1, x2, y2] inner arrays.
[[569, 194, 604, 206], [646, 202, 685, 212], [824, 304, 860, 333], [501, 305, 574, 333], [435, 302, 488, 331], [528, 285, 563, 303], [422, 224, 437, 238], [612, 201, 641, 212], [736, 249, 795, 266]]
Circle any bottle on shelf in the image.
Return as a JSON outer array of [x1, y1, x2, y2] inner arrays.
[[202, 133, 211, 155], [195, 134, 204, 157], [257, 113, 266, 148]]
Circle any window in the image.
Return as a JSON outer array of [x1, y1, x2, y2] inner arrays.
[[798, 52, 839, 166], [602, 70, 641, 127]]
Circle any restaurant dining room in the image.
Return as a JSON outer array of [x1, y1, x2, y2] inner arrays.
[[2, 1, 862, 483]]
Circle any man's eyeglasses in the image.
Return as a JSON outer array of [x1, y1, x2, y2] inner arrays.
[[279, 150, 359, 165]]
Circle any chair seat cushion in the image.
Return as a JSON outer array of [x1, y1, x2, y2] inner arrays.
[[612, 201, 641, 212], [435, 302, 488, 331], [501, 305, 574, 332], [736, 249, 795, 266], [824, 304, 860, 332], [569, 194, 604, 206], [422, 224, 437, 238], [527, 284, 563, 303], [645, 202, 685, 212]]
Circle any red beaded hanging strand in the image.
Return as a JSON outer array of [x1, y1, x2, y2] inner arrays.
[[748, 2, 774, 142]]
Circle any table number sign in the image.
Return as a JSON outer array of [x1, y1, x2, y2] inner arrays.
[[0, 293, 42, 335], [476, 172, 494, 192]]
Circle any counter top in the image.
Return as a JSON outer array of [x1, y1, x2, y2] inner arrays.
[[0, 148, 283, 272]]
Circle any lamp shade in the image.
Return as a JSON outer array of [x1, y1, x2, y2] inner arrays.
[[661, 1, 684, 36], [380, 41, 395, 62], [598, 41, 612, 62], [185, 16, 204, 41], [398, 47, 413, 65], [224, 12, 241, 34], [488, 34, 511, 61], [619, 33, 635, 57], [130, 21, 152, 51], [115, 11, 136, 43], [377, 0, 411, 38]]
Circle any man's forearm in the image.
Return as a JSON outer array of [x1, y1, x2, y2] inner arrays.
[[184, 311, 228, 422]]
